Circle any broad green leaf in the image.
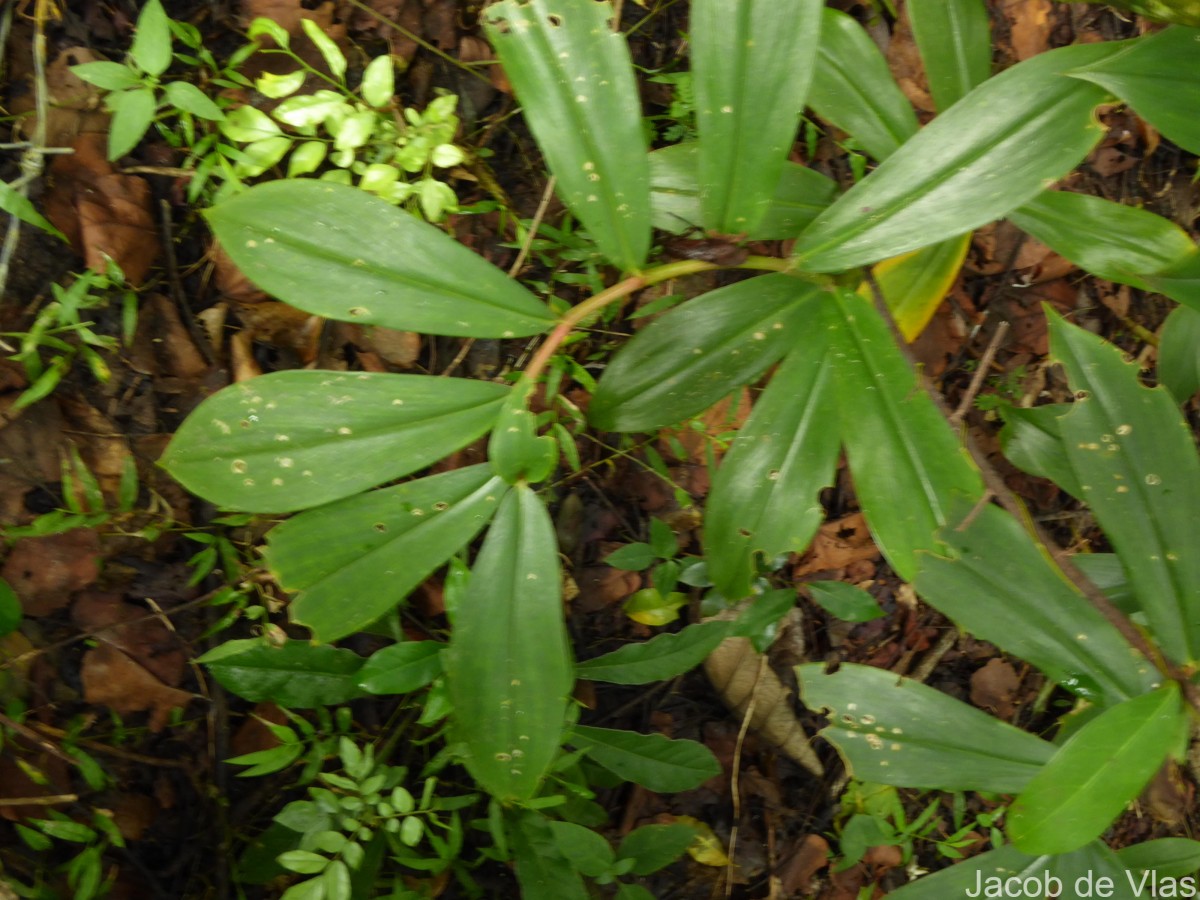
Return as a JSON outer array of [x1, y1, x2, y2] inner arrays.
[[796, 663, 1054, 792], [106, 86, 156, 159], [691, 0, 823, 233], [1008, 682, 1184, 854], [1071, 553, 1137, 614], [807, 582, 884, 622], [569, 725, 720, 793], [575, 620, 734, 684], [1159, 304, 1200, 403], [1067, 26, 1200, 154], [1143, 250, 1200, 316], [1118, 839, 1200, 879], [163, 81, 225, 120], [161, 372, 509, 513], [130, 0, 172, 77], [1048, 311, 1200, 664], [617, 824, 699, 876], [704, 340, 840, 599], [857, 234, 970, 341], [1009, 191, 1196, 293], [446, 486, 572, 801], [793, 41, 1123, 272], [908, 0, 991, 111], [808, 8, 919, 162], [70, 61, 142, 91], [301, 18, 347, 80], [510, 811, 589, 899], [488, 377, 558, 484], [648, 142, 837, 240], [589, 274, 826, 432], [205, 180, 555, 336], [0, 181, 65, 241], [483, 0, 649, 271], [827, 289, 984, 581], [361, 56, 395, 108], [269, 467, 507, 642], [547, 821, 614, 878], [604, 543, 657, 571], [1050, 841, 1142, 900], [998, 402, 1082, 498], [199, 639, 367, 707], [916, 503, 1159, 704]]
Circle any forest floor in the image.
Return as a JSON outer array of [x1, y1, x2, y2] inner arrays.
[[0, 1, 1197, 898]]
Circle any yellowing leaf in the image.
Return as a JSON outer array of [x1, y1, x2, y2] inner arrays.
[[623, 589, 687, 626], [674, 816, 731, 867], [858, 234, 970, 341]]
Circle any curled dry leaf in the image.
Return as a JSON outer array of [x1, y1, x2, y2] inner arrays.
[[703, 610, 824, 777], [81, 643, 193, 733], [2, 530, 102, 617]]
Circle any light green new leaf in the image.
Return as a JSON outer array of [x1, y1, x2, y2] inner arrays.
[[808, 8, 918, 163], [1159, 305, 1200, 403], [199, 639, 367, 707], [569, 725, 720, 793], [264, 466, 508, 642], [916, 504, 1159, 705], [358, 642, 444, 694], [130, 0, 172, 77], [483, 0, 649, 272], [1049, 311, 1200, 665], [704, 340, 840, 599], [793, 41, 1123, 272], [858, 234, 971, 341], [489, 377, 558, 485], [161, 372, 509, 513], [205, 180, 555, 336], [1009, 682, 1184, 855], [827, 289, 984, 581], [807, 582, 884, 622], [446, 486, 572, 801], [0, 182, 65, 241], [106, 86, 157, 160], [1010, 191, 1196, 293], [575, 620, 734, 684], [691, 0, 823, 233], [70, 61, 142, 91], [1143, 250, 1200, 315], [908, 0, 991, 111], [648, 142, 837, 240], [998, 402, 1082, 498], [163, 81, 225, 120], [796, 663, 1053, 792], [589, 274, 826, 432], [1067, 27, 1200, 155]]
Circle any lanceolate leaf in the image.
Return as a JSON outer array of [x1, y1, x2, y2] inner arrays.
[[161, 372, 509, 513], [575, 620, 734, 685], [569, 725, 720, 793], [1158, 304, 1200, 403], [793, 41, 1123, 272], [859, 234, 971, 341], [483, 0, 649, 272], [704, 340, 840, 599], [265, 466, 509, 642], [1067, 26, 1200, 155], [1009, 191, 1196, 292], [796, 663, 1054, 792], [916, 504, 1159, 705], [358, 641, 445, 694], [1008, 683, 1185, 855], [998, 403, 1082, 498], [199, 639, 367, 707], [1048, 312, 1200, 664], [827, 289, 984, 581], [691, 0, 823, 233], [648, 143, 837, 240], [205, 180, 554, 337], [808, 8, 919, 162], [446, 486, 572, 801], [589, 274, 826, 432], [907, 0, 991, 111], [1142, 250, 1200, 316]]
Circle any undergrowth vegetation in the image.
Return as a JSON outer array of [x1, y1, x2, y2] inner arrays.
[[2, 0, 1200, 897]]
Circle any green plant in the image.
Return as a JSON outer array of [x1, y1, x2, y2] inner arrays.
[[9, 809, 124, 900], [70, 0, 225, 160], [158, 0, 1200, 894], [2, 263, 135, 412]]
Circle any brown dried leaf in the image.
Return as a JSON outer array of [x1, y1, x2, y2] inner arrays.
[[703, 623, 824, 776], [2, 531, 102, 616], [779, 833, 832, 897], [795, 513, 879, 577], [71, 591, 186, 687], [1002, 0, 1054, 62], [969, 658, 1020, 718], [81, 644, 193, 733]]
